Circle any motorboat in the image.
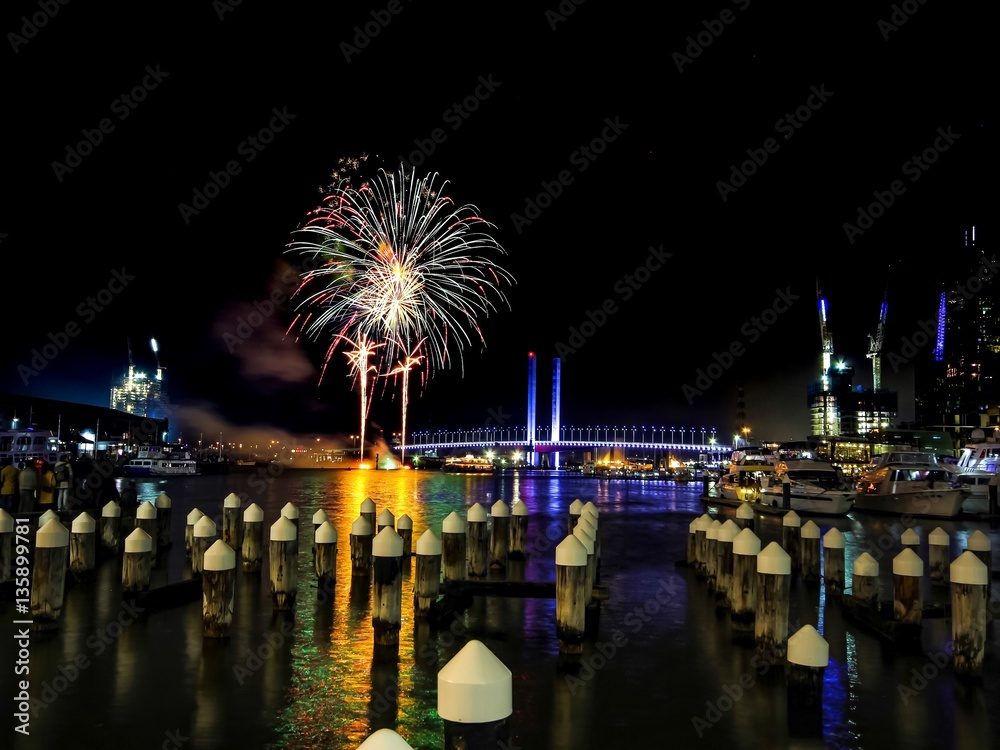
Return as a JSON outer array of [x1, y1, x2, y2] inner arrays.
[[0, 428, 61, 467], [123, 445, 200, 477], [758, 457, 854, 516], [853, 451, 969, 518], [952, 441, 1000, 514], [443, 454, 495, 475], [713, 448, 775, 503]]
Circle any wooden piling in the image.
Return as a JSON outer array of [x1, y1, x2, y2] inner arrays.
[[893, 548, 923, 642], [397, 514, 413, 557], [787, 624, 828, 736], [900, 527, 919, 556], [755, 541, 791, 664], [967, 530, 992, 598], [100, 500, 122, 556], [438, 640, 512, 750], [555, 534, 588, 655], [135, 502, 158, 567], [572, 523, 596, 610], [731, 528, 761, 638], [581, 502, 600, 581], [851, 552, 879, 608], [192, 515, 217, 577], [414, 529, 442, 618], [693, 514, 712, 579], [715, 519, 738, 610], [350, 515, 374, 579], [222, 493, 242, 552], [372, 527, 404, 652], [800, 520, 821, 584], [69, 512, 96, 582], [376, 508, 395, 537], [441, 511, 467, 582], [242, 503, 263, 572], [567, 498, 582, 535], [280, 502, 300, 556], [315, 521, 338, 592], [466, 503, 489, 579], [154, 492, 172, 550], [489, 499, 510, 571], [509, 500, 529, 560], [186, 508, 205, 559], [823, 528, 845, 596], [950, 550, 988, 678], [781, 510, 801, 577], [735, 502, 755, 531], [705, 519, 722, 591], [269, 515, 298, 611], [203, 539, 236, 638], [121, 528, 152, 599], [31, 518, 69, 630], [686, 518, 697, 567], [0, 509, 11, 583], [361, 498, 377, 537], [312, 508, 329, 559], [928, 527, 950, 586]]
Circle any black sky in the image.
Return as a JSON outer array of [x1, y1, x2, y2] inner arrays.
[[2, 1, 993, 446]]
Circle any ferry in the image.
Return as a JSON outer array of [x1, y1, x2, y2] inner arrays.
[[444, 454, 495, 475], [0, 428, 61, 467], [123, 445, 200, 477]]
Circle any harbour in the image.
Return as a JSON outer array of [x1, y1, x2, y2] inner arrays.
[[3, 469, 999, 749]]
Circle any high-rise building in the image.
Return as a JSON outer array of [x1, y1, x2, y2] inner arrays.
[[110, 338, 169, 428]]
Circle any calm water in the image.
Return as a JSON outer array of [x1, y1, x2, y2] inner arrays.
[[3, 469, 1000, 750]]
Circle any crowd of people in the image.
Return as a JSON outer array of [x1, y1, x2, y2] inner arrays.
[[0, 453, 127, 514]]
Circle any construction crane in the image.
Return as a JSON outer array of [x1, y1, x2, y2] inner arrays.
[[867, 277, 889, 392], [817, 279, 834, 392], [151, 338, 163, 380]]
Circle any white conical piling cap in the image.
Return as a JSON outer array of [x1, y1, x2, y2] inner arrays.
[[351, 516, 372, 536], [313, 508, 329, 525], [356, 728, 416, 750], [512, 499, 529, 516], [417, 528, 441, 555], [689, 519, 698, 534], [581, 501, 598, 517], [736, 503, 755, 520], [951, 550, 989, 585], [782, 510, 801, 528], [717, 521, 738, 543], [194, 516, 217, 538], [706, 520, 722, 540], [136, 502, 157, 520], [442, 511, 466, 534], [39, 509, 58, 526], [223, 492, 241, 509], [316, 521, 338, 544], [733, 527, 761, 555], [853, 551, 879, 577], [281, 502, 299, 520], [397, 514, 412, 530], [694, 514, 712, 531], [204, 539, 236, 571], [928, 527, 949, 546], [0, 508, 12, 533], [575, 516, 596, 538], [155, 492, 171, 509], [373, 527, 403, 557], [467, 502, 487, 523], [124, 527, 152, 553], [187, 508, 205, 525], [757, 541, 791, 575], [244, 503, 263, 522], [893, 547, 923, 576], [967, 530, 991, 552], [491, 499, 509, 518], [823, 528, 845, 549], [270, 516, 297, 542], [557, 533, 588, 565], [102, 500, 121, 518], [901, 528, 919, 546], [437, 640, 512, 723], [361, 498, 376, 513], [800, 520, 820, 539], [36, 517, 69, 548], [573, 525, 595, 554], [787, 624, 829, 668], [71, 512, 95, 534], [569, 499, 583, 515], [377, 508, 395, 527]]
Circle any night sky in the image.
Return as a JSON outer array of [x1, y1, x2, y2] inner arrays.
[[2, 2, 993, 447]]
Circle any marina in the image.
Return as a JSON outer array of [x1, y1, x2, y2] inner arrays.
[[3, 469, 999, 749]]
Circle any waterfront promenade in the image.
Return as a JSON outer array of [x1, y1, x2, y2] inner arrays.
[[3, 469, 999, 749]]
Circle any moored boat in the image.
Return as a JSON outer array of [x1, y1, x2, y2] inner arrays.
[[758, 457, 854, 516], [853, 450, 969, 518], [953, 440, 1000, 514], [123, 445, 200, 477]]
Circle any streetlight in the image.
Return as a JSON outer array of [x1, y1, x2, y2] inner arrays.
[[670, 426, 675, 444]]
